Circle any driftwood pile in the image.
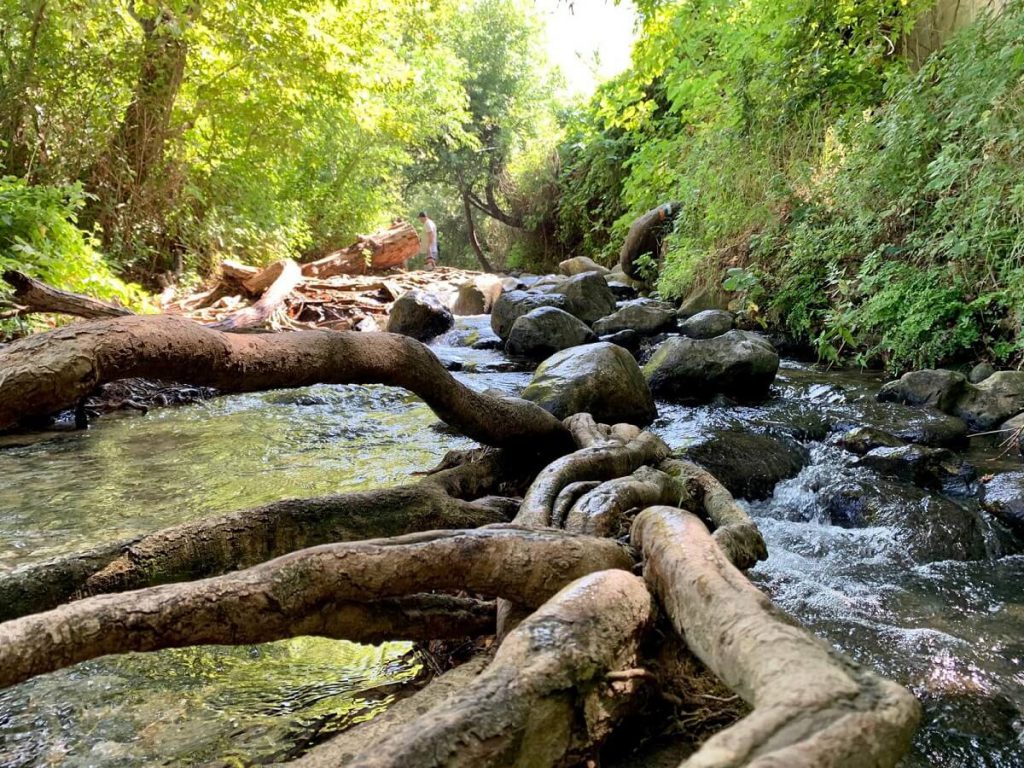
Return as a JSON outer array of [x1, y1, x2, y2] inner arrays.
[[166, 260, 485, 332], [1, 220, 484, 334]]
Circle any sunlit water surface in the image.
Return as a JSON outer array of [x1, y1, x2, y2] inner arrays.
[[1, 319, 1022, 766]]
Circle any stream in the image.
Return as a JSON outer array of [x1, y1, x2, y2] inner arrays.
[[1, 315, 1022, 767]]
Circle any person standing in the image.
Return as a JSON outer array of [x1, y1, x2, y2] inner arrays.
[[418, 211, 438, 270]]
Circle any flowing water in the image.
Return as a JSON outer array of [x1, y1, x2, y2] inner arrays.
[[1, 317, 1022, 766]]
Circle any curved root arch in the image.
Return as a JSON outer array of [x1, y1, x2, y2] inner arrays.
[[0, 314, 571, 451]]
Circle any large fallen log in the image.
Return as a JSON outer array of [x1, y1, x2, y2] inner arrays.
[[336, 570, 654, 768], [301, 221, 420, 278], [0, 526, 633, 689], [1, 269, 135, 319], [632, 506, 920, 768], [0, 315, 573, 453]]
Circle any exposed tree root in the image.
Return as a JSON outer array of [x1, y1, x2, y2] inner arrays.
[[337, 570, 654, 768], [660, 459, 768, 570], [632, 506, 920, 768], [0, 526, 632, 688], [516, 431, 670, 527], [294, 656, 492, 767], [0, 315, 572, 453], [0, 447, 542, 621], [565, 465, 682, 537]]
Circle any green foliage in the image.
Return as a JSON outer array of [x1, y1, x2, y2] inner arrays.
[[0, 176, 149, 334], [770, 3, 1024, 370]]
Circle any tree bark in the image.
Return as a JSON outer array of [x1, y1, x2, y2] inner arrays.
[[0, 315, 573, 453], [0, 526, 633, 689], [1, 269, 135, 319], [335, 570, 653, 768], [619, 202, 680, 281], [301, 221, 420, 277], [462, 191, 495, 273], [516, 431, 671, 527], [632, 507, 920, 768]]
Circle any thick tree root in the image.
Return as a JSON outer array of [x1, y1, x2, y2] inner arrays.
[[632, 507, 920, 768], [337, 570, 654, 768], [0, 314, 572, 452], [564, 465, 682, 537], [0, 526, 632, 688], [516, 431, 670, 527], [661, 459, 768, 570], [0, 448, 540, 622], [294, 656, 493, 767]]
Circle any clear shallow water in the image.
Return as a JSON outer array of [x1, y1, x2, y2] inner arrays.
[[1, 326, 1023, 766]]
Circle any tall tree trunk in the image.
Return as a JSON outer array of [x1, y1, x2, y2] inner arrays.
[[84, 2, 195, 257], [0, 0, 49, 178], [462, 191, 494, 272]]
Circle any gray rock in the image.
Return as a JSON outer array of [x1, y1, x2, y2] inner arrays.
[[969, 362, 996, 384], [490, 290, 569, 340], [521, 342, 657, 426], [980, 472, 1024, 537], [598, 329, 642, 355], [604, 277, 640, 301], [856, 444, 975, 494], [558, 256, 610, 276], [838, 426, 906, 455], [820, 478, 986, 561], [998, 412, 1024, 455], [451, 275, 505, 315], [834, 402, 968, 448], [680, 309, 734, 339], [505, 307, 597, 360], [386, 289, 453, 341], [531, 274, 568, 294], [644, 330, 779, 401], [683, 431, 807, 500], [955, 371, 1024, 430], [877, 369, 967, 412], [592, 299, 676, 336], [553, 272, 617, 325]]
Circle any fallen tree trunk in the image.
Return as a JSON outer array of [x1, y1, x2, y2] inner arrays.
[[207, 258, 303, 331], [0, 315, 573, 453], [632, 506, 920, 768], [0, 525, 633, 688], [336, 570, 654, 768], [301, 221, 420, 278], [1, 269, 135, 319]]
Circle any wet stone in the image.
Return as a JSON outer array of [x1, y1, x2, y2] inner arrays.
[[682, 430, 808, 501], [679, 309, 734, 339], [856, 444, 976, 495], [980, 472, 1024, 537]]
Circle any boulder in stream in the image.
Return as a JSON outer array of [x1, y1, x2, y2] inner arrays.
[[644, 330, 779, 401], [490, 290, 569, 340], [521, 342, 656, 426], [386, 289, 454, 341], [558, 256, 609, 276], [954, 371, 1024, 430], [592, 299, 676, 336], [505, 307, 597, 360], [553, 272, 618, 325], [980, 472, 1024, 537], [878, 369, 968, 413], [838, 426, 906, 455], [679, 309, 734, 339], [683, 430, 808, 500], [451, 275, 505, 315], [856, 444, 976, 495]]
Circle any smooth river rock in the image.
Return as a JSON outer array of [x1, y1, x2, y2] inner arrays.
[[553, 272, 617, 325], [592, 298, 676, 336], [643, 330, 779, 401], [490, 290, 569, 340], [683, 430, 807, 500], [386, 289, 454, 341], [505, 307, 596, 360], [679, 309, 734, 339], [521, 342, 657, 426]]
